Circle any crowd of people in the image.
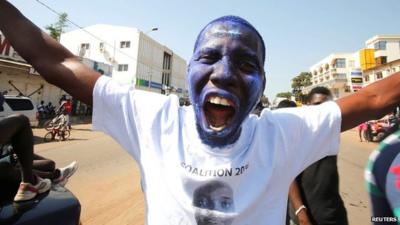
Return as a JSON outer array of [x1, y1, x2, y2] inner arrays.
[[37, 96, 73, 128]]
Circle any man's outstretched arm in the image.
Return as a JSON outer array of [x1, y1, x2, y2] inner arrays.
[[0, 1, 100, 105], [337, 72, 400, 132]]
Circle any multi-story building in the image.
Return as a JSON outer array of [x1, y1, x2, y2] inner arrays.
[[60, 24, 188, 97], [365, 35, 400, 65], [0, 31, 111, 110], [363, 35, 400, 86], [303, 35, 400, 99], [304, 53, 359, 99]]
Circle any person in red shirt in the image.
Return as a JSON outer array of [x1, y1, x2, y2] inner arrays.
[[60, 99, 72, 129]]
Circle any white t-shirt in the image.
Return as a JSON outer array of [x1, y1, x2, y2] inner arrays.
[[92, 76, 341, 225]]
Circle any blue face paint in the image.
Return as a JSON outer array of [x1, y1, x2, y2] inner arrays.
[[188, 17, 265, 147]]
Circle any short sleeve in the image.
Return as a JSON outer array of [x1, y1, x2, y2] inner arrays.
[[92, 76, 176, 161], [270, 101, 342, 175]]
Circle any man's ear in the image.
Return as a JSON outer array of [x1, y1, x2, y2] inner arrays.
[[261, 71, 266, 98], [262, 72, 266, 91]]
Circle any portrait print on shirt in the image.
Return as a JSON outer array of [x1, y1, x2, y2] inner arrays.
[[192, 180, 236, 225]]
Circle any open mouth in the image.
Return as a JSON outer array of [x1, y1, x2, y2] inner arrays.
[[203, 96, 236, 132]]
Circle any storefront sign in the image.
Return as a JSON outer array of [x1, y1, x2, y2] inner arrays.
[[352, 85, 363, 92], [351, 77, 363, 83], [351, 69, 363, 87]]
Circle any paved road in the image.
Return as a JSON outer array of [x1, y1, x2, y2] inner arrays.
[[338, 131, 378, 225], [33, 125, 377, 225]]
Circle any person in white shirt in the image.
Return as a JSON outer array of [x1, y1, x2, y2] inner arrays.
[[1, 3, 400, 224]]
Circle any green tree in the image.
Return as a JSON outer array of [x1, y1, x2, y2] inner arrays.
[[291, 72, 312, 103], [45, 13, 68, 41], [276, 92, 292, 99]]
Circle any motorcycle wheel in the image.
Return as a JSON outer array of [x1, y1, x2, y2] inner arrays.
[[375, 132, 386, 142]]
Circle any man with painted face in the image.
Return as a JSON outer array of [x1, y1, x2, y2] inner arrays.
[[1, 2, 400, 224], [188, 17, 265, 147]]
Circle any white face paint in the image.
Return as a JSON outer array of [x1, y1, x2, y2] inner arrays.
[[206, 25, 243, 38], [213, 28, 242, 36]]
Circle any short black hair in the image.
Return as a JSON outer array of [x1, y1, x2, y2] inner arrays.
[[194, 15, 266, 64], [308, 86, 332, 100], [277, 99, 297, 109]]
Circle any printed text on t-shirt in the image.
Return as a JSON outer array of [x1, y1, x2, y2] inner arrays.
[[181, 162, 249, 177]]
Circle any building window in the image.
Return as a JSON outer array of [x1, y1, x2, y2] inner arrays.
[[335, 58, 346, 68], [364, 75, 370, 82], [117, 64, 128, 71], [81, 43, 90, 50], [374, 41, 386, 51], [348, 60, 355, 68], [375, 56, 387, 65], [162, 52, 172, 88], [376, 72, 383, 79], [120, 41, 131, 48], [335, 73, 347, 79]]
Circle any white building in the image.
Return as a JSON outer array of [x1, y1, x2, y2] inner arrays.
[[303, 35, 400, 99], [365, 35, 400, 65], [60, 24, 188, 97], [305, 53, 360, 99], [363, 35, 400, 86], [0, 32, 112, 110]]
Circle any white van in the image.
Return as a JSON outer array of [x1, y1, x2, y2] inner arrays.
[[0, 95, 39, 127]]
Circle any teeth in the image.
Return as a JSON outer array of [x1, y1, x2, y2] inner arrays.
[[209, 96, 221, 105], [210, 124, 226, 131], [220, 98, 230, 106], [208, 96, 232, 106]]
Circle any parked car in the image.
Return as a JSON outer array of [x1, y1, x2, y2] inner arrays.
[[0, 95, 38, 127]]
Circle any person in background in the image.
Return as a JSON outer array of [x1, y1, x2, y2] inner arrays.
[[288, 87, 348, 225], [252, 100, 265, 116], [59, 94, 67, 105], [45, 102, 55, 117], [37, 100, 46, 126], [32, 154, 78, 186], [59, 98, 73, 129], [0, 114, 51, 201], [365, 129, 400, 225], [277, 99, 297, 109], [358, 122, 368, 142], [37, 100, 45, 113]]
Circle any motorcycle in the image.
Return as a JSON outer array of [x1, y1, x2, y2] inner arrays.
[[366, 117, 399, 142]]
